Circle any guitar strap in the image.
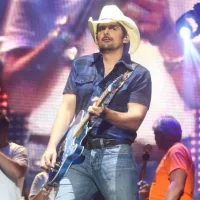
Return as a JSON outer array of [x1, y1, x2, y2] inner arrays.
[[88, 63, 137, 130]]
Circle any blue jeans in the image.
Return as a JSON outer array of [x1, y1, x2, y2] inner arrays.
[[55, 144, 139, 200]]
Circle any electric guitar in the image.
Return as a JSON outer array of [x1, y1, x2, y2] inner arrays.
[[47, 71, 133, 186]]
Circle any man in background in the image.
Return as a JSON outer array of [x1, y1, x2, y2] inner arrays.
[[139, 115, 195, 200], [0, 110, 28, 200]]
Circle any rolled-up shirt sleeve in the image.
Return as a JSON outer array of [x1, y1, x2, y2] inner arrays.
[[129, 69, 152, 108], [12, 146, 28, 167], [63, 62, 77, 95]]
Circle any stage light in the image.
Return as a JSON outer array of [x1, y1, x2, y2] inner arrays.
[[191, 148, 196, 153], [192, 156, 196, 161], [191, 132, 196, 137], [179, 27, 192, 40], [191, 140, 196, 145], [176, 3, 200, 40]]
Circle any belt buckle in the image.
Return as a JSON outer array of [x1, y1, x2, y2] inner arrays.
[[99, 138, 104, 148]]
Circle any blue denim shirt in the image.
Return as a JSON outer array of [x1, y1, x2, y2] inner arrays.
[[63, 52, 151, 142]]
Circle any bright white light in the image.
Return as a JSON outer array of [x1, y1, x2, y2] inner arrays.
[[180, 27, 192, 40]]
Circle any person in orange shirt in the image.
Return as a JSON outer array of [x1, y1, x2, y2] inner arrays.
[[139, 115, 195, 200]]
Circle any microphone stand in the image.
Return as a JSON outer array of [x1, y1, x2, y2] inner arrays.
[[138, 144, 152, 187]]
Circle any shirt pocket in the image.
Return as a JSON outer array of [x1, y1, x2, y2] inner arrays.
[[75, 74, 95, 97], [75, 75, 95, 84]]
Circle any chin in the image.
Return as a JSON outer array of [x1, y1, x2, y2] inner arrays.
[[99, 48, 113, 53]]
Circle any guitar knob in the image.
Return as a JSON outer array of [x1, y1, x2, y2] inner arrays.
[[56, 162, 61, 167]]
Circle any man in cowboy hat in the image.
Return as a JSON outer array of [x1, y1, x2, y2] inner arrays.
[[41, 5, 151, 200]]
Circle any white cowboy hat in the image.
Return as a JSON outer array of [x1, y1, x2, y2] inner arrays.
[[88, 5, 140, 54]]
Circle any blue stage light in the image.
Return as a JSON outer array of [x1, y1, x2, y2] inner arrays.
[[180, 27, 192, 41], [176, 3, 200, 41]]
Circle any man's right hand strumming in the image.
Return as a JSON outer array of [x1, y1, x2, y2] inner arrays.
[[40, 147, 57, 169]]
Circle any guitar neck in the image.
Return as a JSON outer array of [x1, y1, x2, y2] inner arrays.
[[73, 87, 111, 138], [96, 87, 111, 107], [83, 86, 111, 122]]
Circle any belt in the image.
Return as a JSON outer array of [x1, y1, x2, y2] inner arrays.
[[84, 136, 132, 149]]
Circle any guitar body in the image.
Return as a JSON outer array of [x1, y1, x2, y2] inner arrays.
[[48, 110, 89, 185]]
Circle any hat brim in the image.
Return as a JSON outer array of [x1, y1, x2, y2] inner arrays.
[[88, 17, 140, 54]]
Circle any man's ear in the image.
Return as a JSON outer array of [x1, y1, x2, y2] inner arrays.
[[123, 35, 130, 44]]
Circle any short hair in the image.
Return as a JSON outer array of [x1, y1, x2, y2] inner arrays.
[[153, 115, 182, 143], [0, 110, 10, 130]]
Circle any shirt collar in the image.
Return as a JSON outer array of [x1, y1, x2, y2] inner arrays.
[[90, 52, 102, 66], [90, 52, 136, 71]]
